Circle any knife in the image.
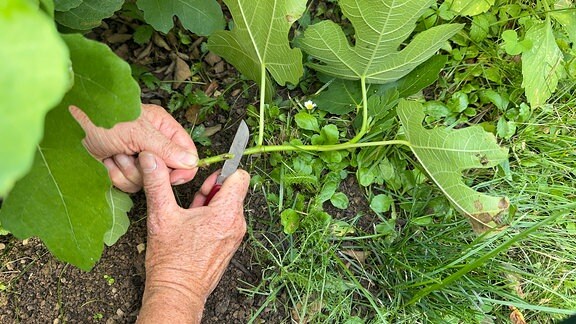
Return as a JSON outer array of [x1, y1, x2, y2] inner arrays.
[[203, 120, 250, 205]]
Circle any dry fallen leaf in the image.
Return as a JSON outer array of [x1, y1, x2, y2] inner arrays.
[[173, 56, 191, 88], [341, 249, 370, 265], [509, 306, 526, 324]]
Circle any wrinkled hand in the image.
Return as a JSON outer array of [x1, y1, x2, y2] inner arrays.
[[69, 104, 198, 192], [137, 151, 249, 322]]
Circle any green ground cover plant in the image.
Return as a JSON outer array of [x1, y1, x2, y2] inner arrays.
[[1, 0, 576, 322]]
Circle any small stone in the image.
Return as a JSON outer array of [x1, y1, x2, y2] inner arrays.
[[22, 239, 29, 246], [116, 308, 125, 317], [0, 243, 5, 250], [136, 243, 146, 254]]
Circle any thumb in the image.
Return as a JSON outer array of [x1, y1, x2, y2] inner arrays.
[[208, 169, 250, 207], [144, 131, 198, 170], [139, 151, 177, 215]]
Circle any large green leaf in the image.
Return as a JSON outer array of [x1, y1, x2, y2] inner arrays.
[[522, 19, 565, 108], [398, 100, 509, 233], [54, 0, 123, 30], [60, 34, 141, 127], [53, 0, 81, 11], [137, 0, 225, 36], [207, 0, 306, 97], [297, 0, 463, 84], [0, 35, 140, 270], [0, 0, 70, 197]]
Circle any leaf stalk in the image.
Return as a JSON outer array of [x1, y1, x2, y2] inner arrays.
[[196, 140, 411, 167]]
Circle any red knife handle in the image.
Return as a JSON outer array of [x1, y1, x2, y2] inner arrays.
[[204, 183, 222, 206]]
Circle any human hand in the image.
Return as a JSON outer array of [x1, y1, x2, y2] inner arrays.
[[137, 151, 250, 322], [69, 104, 198, 192]]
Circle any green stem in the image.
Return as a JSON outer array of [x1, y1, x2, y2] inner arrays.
[[197, 140, 411, 167], [348, 76, 369, 144], [257, 64, 266, 146]]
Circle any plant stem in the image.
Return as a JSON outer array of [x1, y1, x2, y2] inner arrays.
[[348, 76, 369, 144], [196, 140, 411, 167], [257, 64, 266, 146]]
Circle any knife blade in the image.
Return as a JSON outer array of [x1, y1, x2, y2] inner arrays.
[[204, 120, 250, 205]]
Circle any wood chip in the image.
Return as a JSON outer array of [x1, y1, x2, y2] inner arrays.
[[136, 243, 146, 254]]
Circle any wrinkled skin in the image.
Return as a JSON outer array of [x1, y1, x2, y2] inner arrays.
[[136, 152, 249, 323], [70, 104, 198, 192], [70, 105, 250, 323]]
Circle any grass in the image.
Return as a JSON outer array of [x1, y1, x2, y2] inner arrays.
[[240, 96, 576, 323]]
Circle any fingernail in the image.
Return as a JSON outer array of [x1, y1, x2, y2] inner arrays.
[[140, 152, 157, 173], [180, 151, 198, 167], [172, 178, 186, 186]]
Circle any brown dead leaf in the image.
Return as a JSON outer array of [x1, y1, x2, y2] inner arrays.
[[509, 306, 526, 324], [204, 81, 219, 97], [204, 52, 222, 66], [203, 125, 222, 137], [341, 249, 370, 265], [107, 33, 132, 44], [185, 104, 202, 124], [173, 57, 191, 88], [135, 42, 153, 62], [153, 33, 171, 51]]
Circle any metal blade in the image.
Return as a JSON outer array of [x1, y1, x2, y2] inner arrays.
[[216, 120, 249, 184]]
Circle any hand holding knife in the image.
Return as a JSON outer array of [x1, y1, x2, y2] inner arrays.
[[203, 120, 250, 205]]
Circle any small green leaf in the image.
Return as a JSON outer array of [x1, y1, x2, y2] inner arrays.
[[496, 117, 516, 139], [330, 192, 349, 210], [316, 172, 341, 204], [370, 194, 393, 213], [470, 14, 490, 42], [502, 30, 531, 55], [392, 55, 448, 98], [298, 0, 463, 84], [281, 209, 300, 235], [294, 111, 320, 132], [54, 0, 123, 30], [314, 79, 362, 115], [398, 99, 509, 233], [0, 0, 70, 196], [137, 0, 225, 36], [522, 19, 565, 107], [133, 25, 154, 45], [479, 90, 508, 111], [103, 188, 132, 246], [445, 0, 495, 16]]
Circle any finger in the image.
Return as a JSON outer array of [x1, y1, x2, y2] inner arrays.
[[68, 106, 96, 133], [113, 154, 143, 187], [139, 151, 178, 215], [190, 171, 221, 207], [204, 169, 250, 207], [141, 105, 199, 170], [103, 158, 141, 193], [169, 168, 198, 186]]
